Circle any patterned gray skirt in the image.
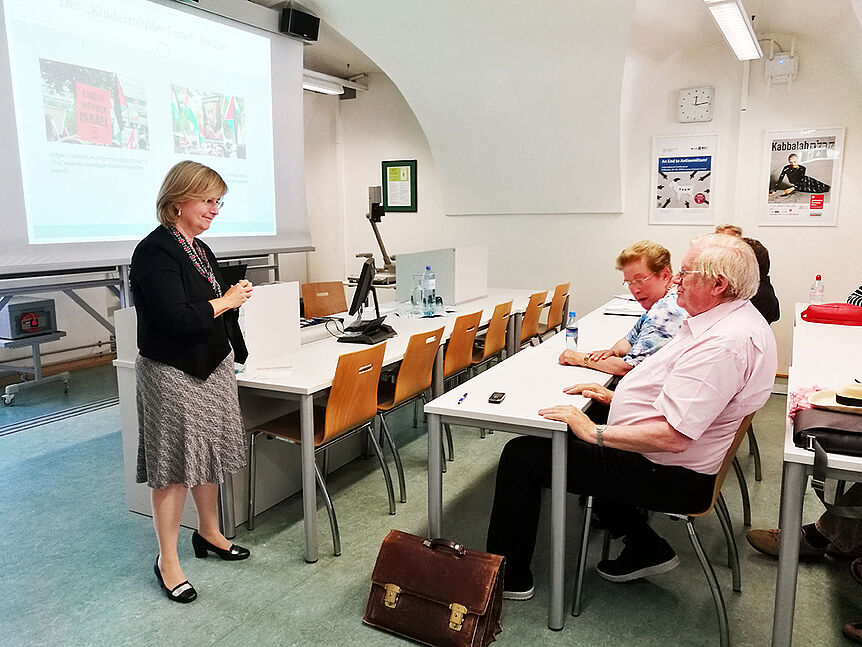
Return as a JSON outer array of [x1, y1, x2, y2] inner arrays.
[[135, 351, 246, 489]]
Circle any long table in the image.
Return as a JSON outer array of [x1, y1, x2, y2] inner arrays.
[[772, 305, 862, 645], [236, 288, 555, 563], [424, 304, 636, 630]]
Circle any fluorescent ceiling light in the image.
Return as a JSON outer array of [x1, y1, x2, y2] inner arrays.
[[704, 0, 763, 61], [302, 78, 344, 95], [302, 70, 369, 96]]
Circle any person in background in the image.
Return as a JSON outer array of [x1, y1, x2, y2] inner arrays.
[[848, 285, 862, 307], [558, 241, 686, 377], [488, 234, 777, 599], [131, 161, 254, 604], [715, 224, 742, 237], [742, 237, 780, 324]]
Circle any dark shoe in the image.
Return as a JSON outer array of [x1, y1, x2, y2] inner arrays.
[[154, 557, 197, 603], [192, 530, 250, 561], [746, 528, 826, 561], [827, 544, 862, 560], [502, 572, 535, 601], [596, 537, 679, 582], [844, 621, 862, 645]]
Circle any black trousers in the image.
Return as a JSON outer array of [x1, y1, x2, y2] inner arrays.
[[485, 435, 716, 580]]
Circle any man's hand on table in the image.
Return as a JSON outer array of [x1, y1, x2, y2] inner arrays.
[[563, 382, 614, 406]]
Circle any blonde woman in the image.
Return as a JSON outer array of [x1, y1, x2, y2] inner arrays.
[[131, 161, 253, 603]]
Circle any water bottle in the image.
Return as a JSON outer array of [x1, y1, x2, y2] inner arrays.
[[809, 274, 824, 304], [421, 265, 436, 316], [565, 311, 578, 351]]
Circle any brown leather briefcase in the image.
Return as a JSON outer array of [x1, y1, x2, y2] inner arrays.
[[363, 529, 504, 647]]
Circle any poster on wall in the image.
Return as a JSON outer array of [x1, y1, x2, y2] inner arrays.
[[760, 127, 844, 227], [650, 134, 717, 225]]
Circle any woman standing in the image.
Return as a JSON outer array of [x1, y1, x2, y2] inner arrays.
[[131, 161, 253, 603]]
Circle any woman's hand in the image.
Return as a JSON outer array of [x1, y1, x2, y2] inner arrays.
[[558, 349, 585, 366], [211, 280, 253, 317], [538, 404, 594, 442], [562, 382, 614, 406], [589, 348, 617, 361], [223, 279, 253, 309]]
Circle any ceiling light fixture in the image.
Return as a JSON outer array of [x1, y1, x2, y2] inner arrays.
[[302, 70, 369, 96], [704, 0, 763, 61]]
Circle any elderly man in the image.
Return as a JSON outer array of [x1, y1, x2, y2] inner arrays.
[[486, 234, 777, 599]]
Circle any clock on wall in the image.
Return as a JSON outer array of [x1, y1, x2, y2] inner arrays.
[[677, 86, 714, 122]]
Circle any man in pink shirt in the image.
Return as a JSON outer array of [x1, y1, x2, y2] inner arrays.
[[486, 234, 777, 599]]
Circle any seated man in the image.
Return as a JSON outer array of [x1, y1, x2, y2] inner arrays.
[[715, 224, 742, 237], [486, 234, 777, 599], [742, 237, 780, 324], [558, 240, 687, 376]]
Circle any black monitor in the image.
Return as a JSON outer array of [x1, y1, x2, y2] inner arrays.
[[339, 258, 395, 345], [218, 263, 247, 286], [348, 257, 377, 317]]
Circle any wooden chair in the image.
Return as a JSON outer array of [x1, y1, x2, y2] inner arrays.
[[377, 327, 444, 503], [572, 412, 757, 647], [247, 343, 393, 556], [519, 290, 548, 348], [471, 300, 512, 374], [301, 281, 347, 318], [538, 282, 570, 341], [440, 310, 483, 461]]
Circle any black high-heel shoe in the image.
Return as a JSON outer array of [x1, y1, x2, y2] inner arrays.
[[192, 530, 250, 561], [154, 556, 197, 603]]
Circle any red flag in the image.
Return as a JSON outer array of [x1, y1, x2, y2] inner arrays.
[[116, 75, 127, 108]]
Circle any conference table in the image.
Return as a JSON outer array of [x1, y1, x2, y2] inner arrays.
[[424, 303, 637, 630], [772, 305, 862, 645], [236, 288, 557, 563]]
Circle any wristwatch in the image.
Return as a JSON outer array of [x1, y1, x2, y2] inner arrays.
[[583, 354, 590, 367], [595, 424, 606, 446]]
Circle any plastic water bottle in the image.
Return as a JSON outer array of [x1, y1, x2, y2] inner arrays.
[[565, 311, 578, 351], [809, 275, 824, 304], [421, 265, 436, 316]]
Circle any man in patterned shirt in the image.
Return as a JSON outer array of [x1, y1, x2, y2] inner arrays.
[[559, 240, 687, 376]]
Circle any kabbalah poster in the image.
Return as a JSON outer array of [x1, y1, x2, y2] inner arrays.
[[761, 127, 844, 227], [650, 134, 717, 225]]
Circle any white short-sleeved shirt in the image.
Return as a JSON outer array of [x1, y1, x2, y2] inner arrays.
[[608, 299, 777, 474]]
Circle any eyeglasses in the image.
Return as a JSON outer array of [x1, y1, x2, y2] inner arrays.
[[621, 272, 656, 288], [675, 269, 702, 278], [201, 197, 224, 210]]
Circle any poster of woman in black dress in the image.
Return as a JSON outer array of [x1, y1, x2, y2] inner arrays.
[[769, 153, 831, 196], [761, 128, 843, 227]]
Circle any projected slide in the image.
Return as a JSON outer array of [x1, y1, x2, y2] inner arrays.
[[4, 0, 276, 244]]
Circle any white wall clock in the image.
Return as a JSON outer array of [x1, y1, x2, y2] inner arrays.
[[677, 86, 714, 122]]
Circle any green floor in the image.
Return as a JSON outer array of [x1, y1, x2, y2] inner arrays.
[[1, 377, 859, 646]]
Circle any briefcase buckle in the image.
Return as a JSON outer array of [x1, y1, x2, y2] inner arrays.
[[383, 583, 401, 608], [448, 603, 467, 631]]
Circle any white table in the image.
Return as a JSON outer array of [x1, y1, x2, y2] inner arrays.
[[772, 305, 862, 645], [236, 288, 554, 563], [425, 305, 636, 630]]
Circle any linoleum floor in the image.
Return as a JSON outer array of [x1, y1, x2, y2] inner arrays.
[[1, 376, 858, 646]]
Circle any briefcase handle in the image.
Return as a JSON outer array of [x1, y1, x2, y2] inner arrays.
[[423, 538, 467, 557]]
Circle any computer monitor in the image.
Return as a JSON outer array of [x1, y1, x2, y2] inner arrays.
[[348, 257, 377, 318], [339, 258, 395, 345]]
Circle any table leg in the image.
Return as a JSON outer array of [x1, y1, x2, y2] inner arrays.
[[771, 460, 806, 646], [512, 312, 523, 354], [217, 474, 236, 539], [548, 429, 567, 631], [300, 394, 318, 563], [428, 413, 443, 537]]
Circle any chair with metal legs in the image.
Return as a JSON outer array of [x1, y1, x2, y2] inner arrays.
[[519, 290, 548, 349], [470, 301, 512, 438], [246, 343, 393, 556], [301, 281, 348, 318], [571, 412, 756, 647], [537, 283, 570, 341], [377, 326, 444, 503], [441, 310, 483, 460]]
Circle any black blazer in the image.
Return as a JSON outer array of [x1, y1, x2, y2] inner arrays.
[[130, 225, 248, 380]]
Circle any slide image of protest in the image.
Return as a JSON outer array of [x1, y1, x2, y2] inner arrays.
[[171, 85, 246, 159], [39, 58, 149, 150]]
